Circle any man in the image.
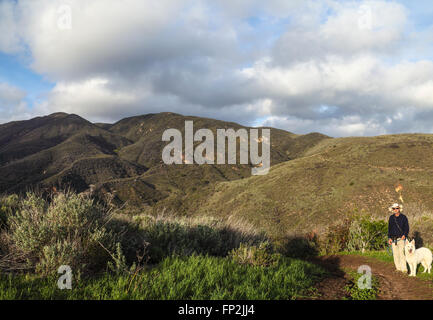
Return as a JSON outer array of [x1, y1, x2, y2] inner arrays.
[[388, 203, 409, 273]]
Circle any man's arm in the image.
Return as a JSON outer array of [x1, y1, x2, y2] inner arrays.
[[388, 216, 393, 244], [388, 216, 392, 238], [403, 215, 409, 238]]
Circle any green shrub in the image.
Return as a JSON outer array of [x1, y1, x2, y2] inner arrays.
[[317, 215, 387, 254], [318, 219, 351, 255], [134, 215, 265, 262], [346, 215, 387, 252], [229, 242, 281, 267], [3, 192, 120, 276]]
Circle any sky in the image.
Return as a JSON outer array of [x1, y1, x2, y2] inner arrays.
[[0, 0, 433, 137]]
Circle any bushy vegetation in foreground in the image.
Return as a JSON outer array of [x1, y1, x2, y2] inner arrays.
[[3, 191, 418, 300], [0, 255, 325, 300], [0, 191, 328, 300], [0, 192, 119, 275]]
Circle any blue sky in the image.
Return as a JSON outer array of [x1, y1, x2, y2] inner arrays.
[[400, 0, 433, 28], [0, 52, 54, 108], [1, 0, 433, 137]]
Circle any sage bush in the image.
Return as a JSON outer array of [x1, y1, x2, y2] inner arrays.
[[1, 192, 119, 276]]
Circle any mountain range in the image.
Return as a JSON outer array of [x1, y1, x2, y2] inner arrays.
[[1, 112, 432, 242]]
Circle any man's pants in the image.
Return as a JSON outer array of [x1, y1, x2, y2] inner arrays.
[[391, 239, 408, 272]]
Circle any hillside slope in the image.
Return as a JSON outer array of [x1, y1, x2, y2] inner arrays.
[[179, 134, 433, 242], [0, 113, 135, 192], [0, 112, 328, 201], [109, 112, 303, 167], [103, 112, 328, 204], [1, 112, 432, 244]]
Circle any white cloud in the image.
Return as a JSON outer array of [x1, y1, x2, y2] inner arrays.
[[272, 1, 408, 65], [261, 114, 391, 137], [33, 76, 270, 124], [0, 82, 31, 123], [1, 0, 433, 136], [0, 1, 22, 53], [15, 0, 190, 79], [0, 82, 25, 104]]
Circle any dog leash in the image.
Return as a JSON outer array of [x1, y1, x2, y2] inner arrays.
[[387, 237, 408, 256], [387, 243, 393, 256]]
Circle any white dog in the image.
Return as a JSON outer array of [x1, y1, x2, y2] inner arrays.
[[404, 239, 432, 276]]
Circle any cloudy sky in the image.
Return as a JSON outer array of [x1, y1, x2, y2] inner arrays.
[[1, 0, 433, 137]]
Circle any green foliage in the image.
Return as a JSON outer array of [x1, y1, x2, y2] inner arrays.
[[318, 219, 351, 255], [229, 242, 281, 267], [0, 255, 327, 300], [135, 215, 265, 262], [106, 243, 130, 275], [347, 215, 388, 252], [344, 270, 379, 300], [317, 215, 387, 255], [3, 192, 119, 276]]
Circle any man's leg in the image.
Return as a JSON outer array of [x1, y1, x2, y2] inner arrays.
[[397, 239, 408, 272], [392, 242, 401, 271]]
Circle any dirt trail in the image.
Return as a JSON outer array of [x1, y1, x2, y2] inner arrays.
[[310, 255, 433, 300]]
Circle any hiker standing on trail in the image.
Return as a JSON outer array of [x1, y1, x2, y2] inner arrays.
[[388, 203, 409, 273]]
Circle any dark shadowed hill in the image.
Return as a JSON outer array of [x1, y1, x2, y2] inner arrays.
[[107, 112, 313, 167], [0, 112, 328, 203], [0, 112, 95, 165], [0, 113, 138, 193]]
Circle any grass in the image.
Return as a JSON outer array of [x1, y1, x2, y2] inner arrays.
[[0, 255, 327, 300], [343, 269, 380, 300], [131, 213, 267, 263], [338, 249, 394, 262]]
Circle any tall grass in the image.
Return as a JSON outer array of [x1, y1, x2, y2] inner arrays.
[[0, 255, 326, 300], [131, 213, 267, 262]]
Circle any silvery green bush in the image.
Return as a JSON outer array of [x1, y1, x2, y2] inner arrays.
[[4, 192, 119, 276]]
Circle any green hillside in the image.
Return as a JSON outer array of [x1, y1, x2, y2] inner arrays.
[[179, 134, 433, 243]]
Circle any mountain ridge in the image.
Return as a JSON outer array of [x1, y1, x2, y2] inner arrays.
[[2, 112, 431, 242], [0, 112, 327, 202]]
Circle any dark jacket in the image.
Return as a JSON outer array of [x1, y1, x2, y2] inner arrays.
[[388, 213, 409, 239]]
